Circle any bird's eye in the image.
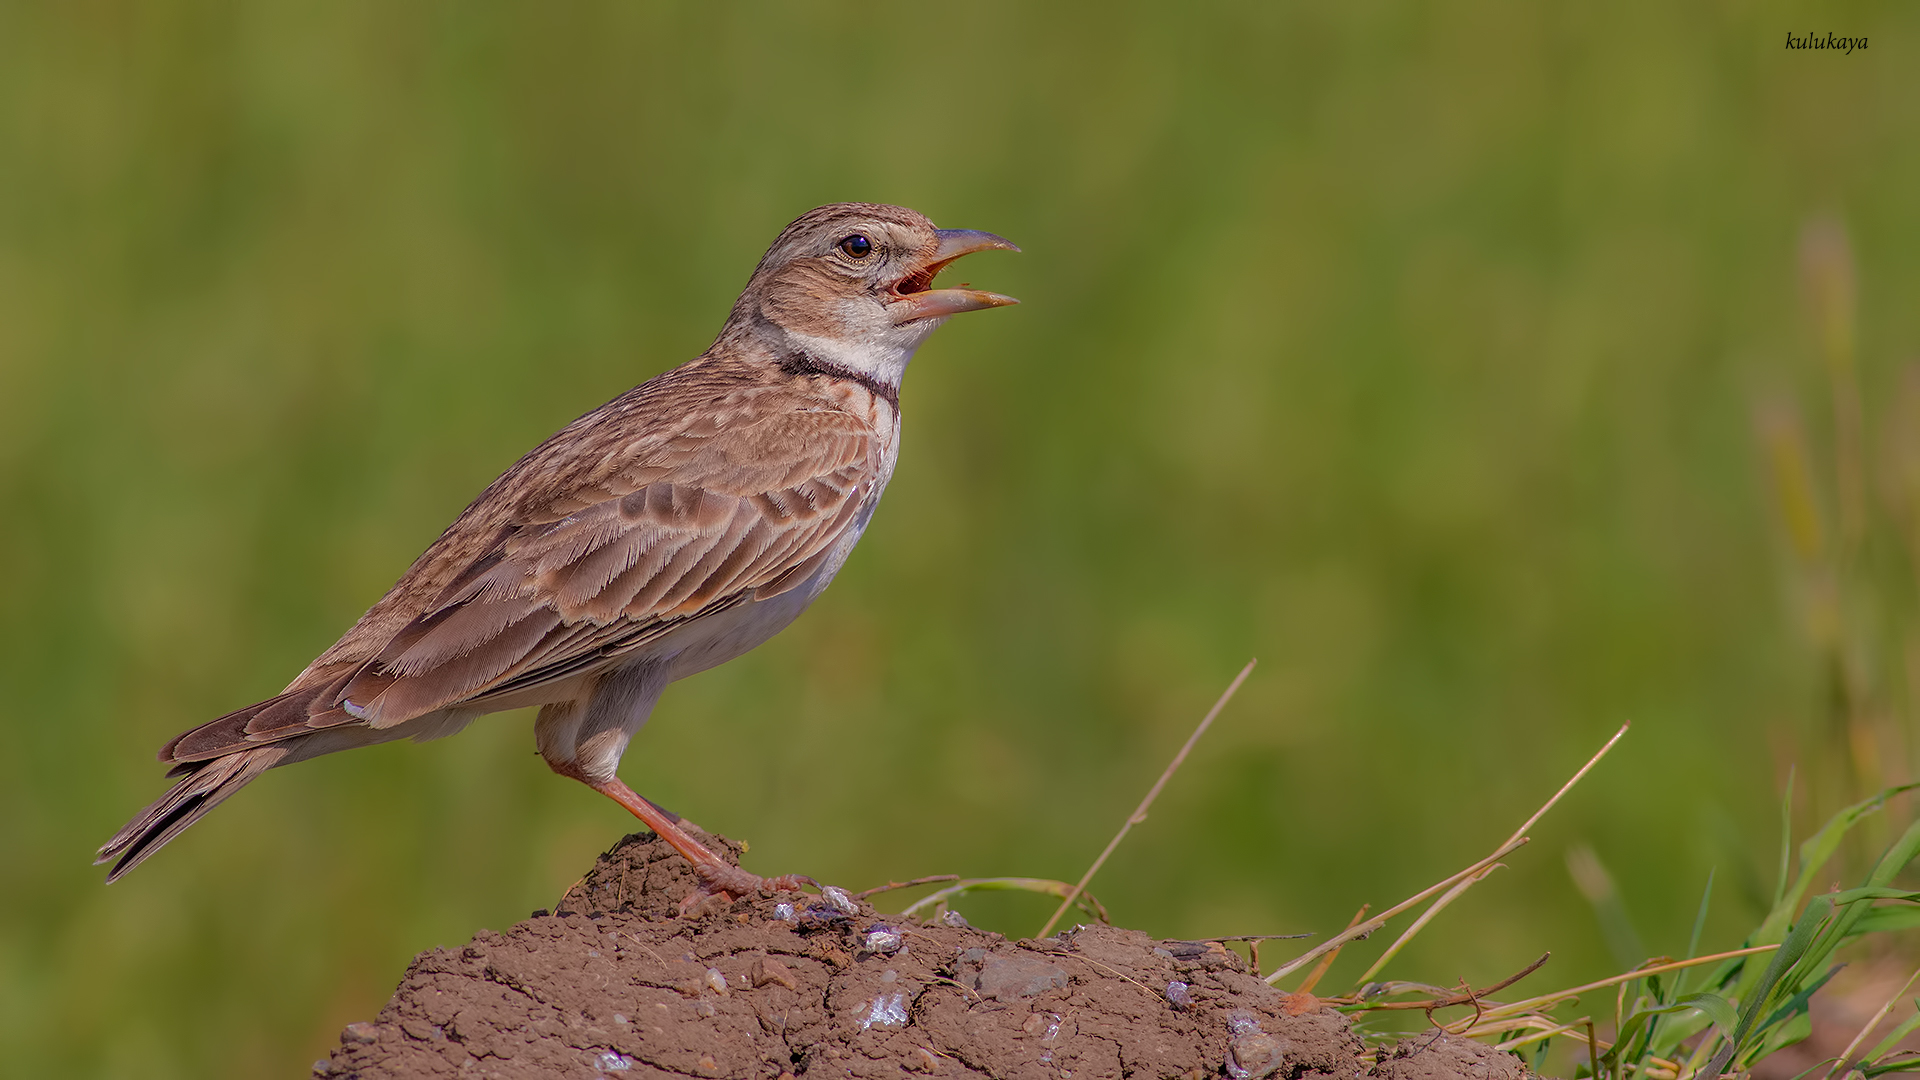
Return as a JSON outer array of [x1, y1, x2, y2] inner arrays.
[[839, 234, 873, 259]]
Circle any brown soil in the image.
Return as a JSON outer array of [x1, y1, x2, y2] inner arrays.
[[314, 832, 1532, 1080]]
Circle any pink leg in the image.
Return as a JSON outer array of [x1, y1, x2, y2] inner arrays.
[[579, 773, 811, 910]]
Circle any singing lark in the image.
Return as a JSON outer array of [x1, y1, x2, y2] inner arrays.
[[98, 202, 1018, 903]]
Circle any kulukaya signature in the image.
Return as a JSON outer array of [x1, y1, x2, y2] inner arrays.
[[1786, 31, 1867, 54]]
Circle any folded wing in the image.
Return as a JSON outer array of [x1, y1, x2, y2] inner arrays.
[[163, 380, 880, 764]]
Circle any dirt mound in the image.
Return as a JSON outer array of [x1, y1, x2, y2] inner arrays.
[[314, 832, 1530, 1080]]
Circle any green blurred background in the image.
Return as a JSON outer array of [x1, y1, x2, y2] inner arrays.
[[4, 1, 1919, 1075]]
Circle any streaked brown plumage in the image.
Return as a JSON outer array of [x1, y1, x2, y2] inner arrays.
[[98, 202, 1018, 902]]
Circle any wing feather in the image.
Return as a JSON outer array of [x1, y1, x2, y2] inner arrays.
[[328, 389, 882, 727]]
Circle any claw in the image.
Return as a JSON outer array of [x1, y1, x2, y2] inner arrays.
[[678, 863, 813, 915]]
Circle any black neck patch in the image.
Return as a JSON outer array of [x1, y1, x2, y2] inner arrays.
[[778, 349, 900, 410]]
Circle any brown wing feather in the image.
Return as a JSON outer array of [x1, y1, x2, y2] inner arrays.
[[339, 471, 865, 723]]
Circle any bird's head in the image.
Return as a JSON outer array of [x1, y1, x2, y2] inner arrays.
[[730, 202, 1018, 384]]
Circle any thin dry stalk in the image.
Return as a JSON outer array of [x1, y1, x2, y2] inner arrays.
[[1823, 965, 1920, 1080], [1037, 659, 1257, 938], [1491, 1017, 1593, 1054], [1267, 724, 1631, 987], [854, 875, 961, 900], [900, 877, 1109, 924], [1348, 953, 1550, 1015], [1295, 905, 1370, 995], [1355, 860, 1505, 985], [1266, 839, 1528, 986], [1471, 945, 1778, 1023]]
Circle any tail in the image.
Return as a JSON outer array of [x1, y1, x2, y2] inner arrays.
[[96, 678, 367, 882], [95, 745, 293, 882]]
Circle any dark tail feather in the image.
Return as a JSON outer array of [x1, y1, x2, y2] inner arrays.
[[95, 746, 289, 882]]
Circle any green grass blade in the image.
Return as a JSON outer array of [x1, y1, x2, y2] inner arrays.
[[1824, 888, 1920, 905], [1681, 992, 1741, 1036], [1689, 868, 1717, 962], [1853, 907, 1920, 934], [1869, 1005, 1920, 1062], [1757, 963, 1843, 1034], [1706, 895, 1836, 1080], [1775, 770, 1795, 911], [1739, 785, 1920, 1005], [1819, 820, 1920, 966], [1613, 994, 1739, 1078]]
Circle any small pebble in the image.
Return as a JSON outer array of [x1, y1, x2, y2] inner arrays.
[[773, 902, 797, 921], [859, 991, 910, 1029], [820, 886, 859, 915], [939, 911, 972, 929], [861, 925, 904, 956], [1225, 1011, 1289, 1080], [1166, 980, 1193, 1011], [752, 956, 800, 990], [597, 1049, 634, 1071], [705, 967, 730, 995]]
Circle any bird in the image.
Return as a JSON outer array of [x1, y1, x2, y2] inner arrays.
[[97, 202, 1018, 905]]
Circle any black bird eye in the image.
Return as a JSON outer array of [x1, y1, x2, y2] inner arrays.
[[839, 234, 872, 258]]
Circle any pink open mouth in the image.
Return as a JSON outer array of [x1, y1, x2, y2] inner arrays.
[[888, 228, 1020, 324]]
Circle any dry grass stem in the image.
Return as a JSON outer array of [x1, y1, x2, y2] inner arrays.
[[1356, 861, 1506, 985], [853, 875, 961, 900], [900, 877, 1110, 924], [1351, 954, 1551, 1015], [1491, 1018, 1594, 1054], [1266, 724, 1630, 987], [1469, 945, 1778, 1023], [1037, 659, 1257, 938], [1265, 838, 1527, 985], [1823, 965, 1920, 1080], [1295, 905, 1370, 995]]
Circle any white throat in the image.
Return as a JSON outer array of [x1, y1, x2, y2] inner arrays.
[[784, 317, 946, 393]]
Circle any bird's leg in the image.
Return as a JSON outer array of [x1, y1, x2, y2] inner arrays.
[[536, 685, 810, 911], [582, 773, 813, 910]]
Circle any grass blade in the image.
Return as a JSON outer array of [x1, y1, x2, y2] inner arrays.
[[1829, 968, 1920, 1079], [1688, 868, 1716, 961], [1704, 895, 1836, 1080], [1038, 659, 1255, 939], [1268, 724, 1629, 987]]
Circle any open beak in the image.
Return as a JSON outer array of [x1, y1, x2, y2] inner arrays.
[[890, 228, 1020, 324]]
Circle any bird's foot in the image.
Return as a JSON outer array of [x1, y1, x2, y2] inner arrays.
[[679, 863, 814, 915]]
